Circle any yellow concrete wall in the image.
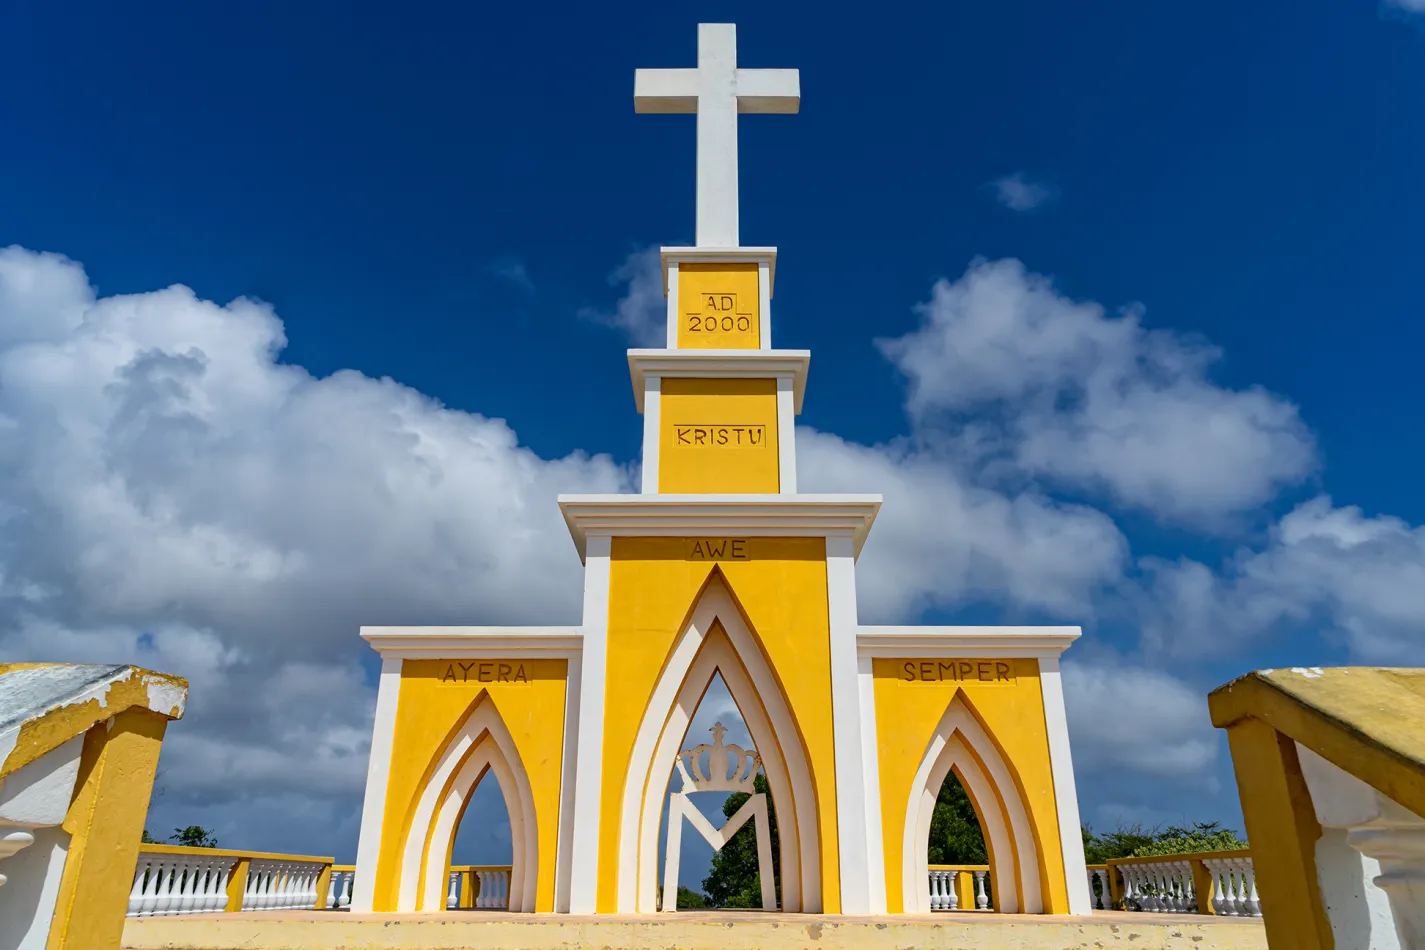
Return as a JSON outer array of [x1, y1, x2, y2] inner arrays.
[[676, 263, 760, 349], [596, 537, 840, 912], [372, 659, 568, 912], [871, 658, 1070, 914], [658, 378, 779, 493]]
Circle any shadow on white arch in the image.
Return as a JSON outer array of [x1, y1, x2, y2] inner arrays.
[[616, 576, 822, 913], [397, 696, 538, 912], [902, 694, 1043, 914]]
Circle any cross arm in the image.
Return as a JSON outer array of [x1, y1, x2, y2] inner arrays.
[[735, 68, 800, 113], [634, 68, 699, 113]]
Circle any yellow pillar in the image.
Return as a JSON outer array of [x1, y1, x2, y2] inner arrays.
[[954, 870, 976, 910], [1223, 716, 1333, 950], [1190, 857, 1216, 915], [224, 857, 252, 911], [44, 707, 169, 950]]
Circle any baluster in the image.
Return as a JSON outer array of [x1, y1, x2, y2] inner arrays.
[[343, 871, 355, 907], [128, 859, 148, 917], [947, 870, 959, 910], [447, 870, 460, 909], [973, 870, 988, 910], [1243, 862, 1260, 917]]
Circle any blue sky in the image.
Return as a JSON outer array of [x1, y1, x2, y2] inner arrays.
[[2, 0, 1424, 882]]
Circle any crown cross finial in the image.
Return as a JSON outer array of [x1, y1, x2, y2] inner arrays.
[[675, 722, 761, 794]]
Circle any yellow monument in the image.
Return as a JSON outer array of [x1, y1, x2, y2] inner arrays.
[[350, 22, 1092, 917]]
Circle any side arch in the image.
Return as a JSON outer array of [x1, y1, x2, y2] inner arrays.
[[616, 577, 821, 913], [902, 693, 1043, 914], [397, 695, 539, 912]]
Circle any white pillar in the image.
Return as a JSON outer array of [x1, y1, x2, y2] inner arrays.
[[825, 534, 874, 913], [566, 535, 612, 913], [1298, 743, 1417, 949], [350, 656, 404, 913], [1037, 656, 1092, 914]]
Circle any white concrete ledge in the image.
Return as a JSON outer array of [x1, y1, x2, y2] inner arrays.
[[627, 349, 809, 413]]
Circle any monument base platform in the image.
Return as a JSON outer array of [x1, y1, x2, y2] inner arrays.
[[123, 910, 1266, 950]]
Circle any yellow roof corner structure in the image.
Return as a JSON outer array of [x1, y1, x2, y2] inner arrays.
[[1208, 666, 1425, 819], [0, 662, 188, 779]]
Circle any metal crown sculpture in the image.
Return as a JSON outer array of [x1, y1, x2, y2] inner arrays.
[[674, 722, 761, 794]]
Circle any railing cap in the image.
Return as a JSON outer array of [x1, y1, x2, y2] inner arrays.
[[1105, 848, 1252, 867], [137, 843, 335, 864]]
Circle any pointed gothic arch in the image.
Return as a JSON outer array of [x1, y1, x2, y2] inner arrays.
[[903, 694, 1043, 914], [615, 575, 821, 913], [396, 695, 539, 912]]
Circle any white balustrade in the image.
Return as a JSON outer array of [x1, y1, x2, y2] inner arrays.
[[1085, 866, 1114, 909], [448, 870, 462, 909], [1119, 859, 1196, 912], [927, 869, 955, 910], [1202, 856, 1260, 917], [972, 870, 990, 910], [242, 858, 323, 911], [127, 852, 235, 917], [475, 868, 510, 909], [326, 868, 354, 909]]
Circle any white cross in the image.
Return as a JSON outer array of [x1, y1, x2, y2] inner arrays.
[[635, 23, 799, 248]]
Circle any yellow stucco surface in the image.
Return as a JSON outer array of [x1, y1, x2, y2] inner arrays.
[[596, 537, 840, 912], [658, 378, 780, 493], [46, 707, 169, 950], [123, 911, 1268, 950], [871, 658, 1069, 914], [373, 659, 568, 912], [676, 262, 761, 349]]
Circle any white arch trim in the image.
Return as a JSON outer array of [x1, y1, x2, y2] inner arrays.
[[398, 698, 539, 912], [616, 579, 821, 913], [902, 696, 1042, 914]]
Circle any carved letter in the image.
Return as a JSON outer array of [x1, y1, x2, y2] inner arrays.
[[996, 662, 1012, 682], [691, 541, 706, 558], [498, 663, 512, 682], [749, 428, 762, 445], [694, 429, 707, 445], [939, 662, 955, 682], [677, 428, 691, 445], [709, 539, 727, 558], [959, 662, 974, 681], [720, 295, 734, 311], [978, 662, 993, 682], [903, 662, 916, 681], [919, 662, 935, 681], [730, 539, 746, 558], [442, 664, 457, 683], [716, 428, 728, 445], [479, 662, 494, 683], [459, 662, 476, 682], [514, 664, 528, 683], [705, 294, 719, 310]]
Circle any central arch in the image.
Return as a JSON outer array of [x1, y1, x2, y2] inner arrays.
[[616, 576, 821, 913], [902, 694, 1043, 914], [397, 696, 539, 912]]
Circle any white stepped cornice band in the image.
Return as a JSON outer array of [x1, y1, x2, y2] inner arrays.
[[627, 349, 810, 412], [360, 627, 585, 658], [557, 493, 881, 562], [659, 246, 778, 294], [856, 626, 1082, 658]]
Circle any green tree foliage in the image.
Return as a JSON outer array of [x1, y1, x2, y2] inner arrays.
[[701, 773, 781, 908], [1082, 821, 1246, 863], [168, 825, 219, 848], [927, 772, 987, 866], [676, 886, 710, 908]]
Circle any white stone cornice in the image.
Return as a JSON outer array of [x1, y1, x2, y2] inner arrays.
[[360, 627, 584, 659], [627, 349, 810, 412], [659, 247, 778, 295], [557, 494, 881, 562], [855, 626, 1082, 658]]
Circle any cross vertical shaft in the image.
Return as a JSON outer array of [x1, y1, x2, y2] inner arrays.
[[635, 23, 800, 247]]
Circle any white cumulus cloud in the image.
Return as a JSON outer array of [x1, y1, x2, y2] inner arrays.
[[991, 172, 1054, 212], [877, 258, 1315, 523], [0, 245, 631, 854]]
